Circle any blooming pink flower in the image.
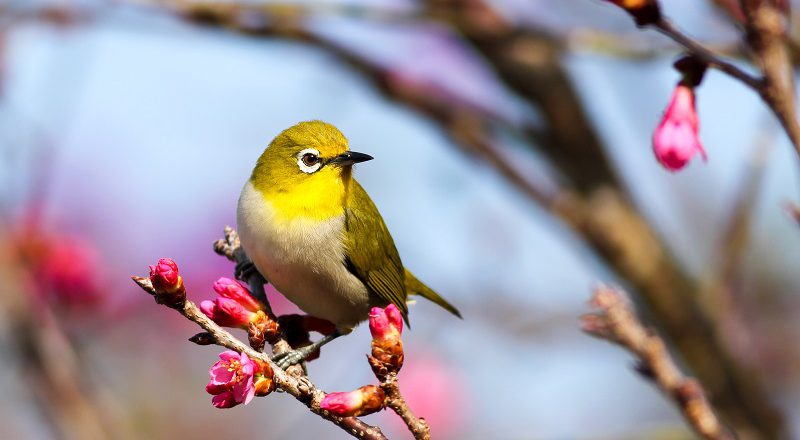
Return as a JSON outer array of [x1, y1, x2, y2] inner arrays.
[[149, 258, 181, 292], [320, 385, 385, 417], [201, 278, 265, 329], [653, 84, 707, 171], [206, 350, 257, 408], [369, 304, 403, 341]]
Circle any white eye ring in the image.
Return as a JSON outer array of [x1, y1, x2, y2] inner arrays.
[[296, 148, 322, 174]]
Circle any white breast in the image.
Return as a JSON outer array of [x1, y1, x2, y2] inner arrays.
[[236, 181, 371, 330]]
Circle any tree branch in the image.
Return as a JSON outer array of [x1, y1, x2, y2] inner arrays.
[[653, 17, 763, 89], [131, 270, 387, 440], [582, 286, 736, 440]]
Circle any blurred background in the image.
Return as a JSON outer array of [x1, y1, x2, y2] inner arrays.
[[1, 0, 799, 438]]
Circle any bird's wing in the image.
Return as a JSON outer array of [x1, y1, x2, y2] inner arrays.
[[343, 180, 409, 322]]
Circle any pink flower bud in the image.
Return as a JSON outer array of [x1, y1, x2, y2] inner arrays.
[[201, 279, 273, 336], [147, 258, 185, 308], [369, 304, 403, 341], [149, 258, 180, 292], [212, 277, 262, 312], [653, 85, 707, 171], [206, 350, 257, 409], [200, 298, 255, 328], [320, 385, 386, 417], [369, 304, 404, 372]]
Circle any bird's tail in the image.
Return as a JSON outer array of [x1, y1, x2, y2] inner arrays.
[[404, 269, 462, 319]]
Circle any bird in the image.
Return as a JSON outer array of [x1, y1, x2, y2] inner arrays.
[[237, 120, 461, 368]]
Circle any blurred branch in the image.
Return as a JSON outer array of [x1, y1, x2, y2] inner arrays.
[[582, 286, 735, 440], [0, 251, 114, 439], [131, 270, 388, 440], [423, 1, 784, 437], [565, 28, 743, 60], [702, 123, 775, 321], [740, 2, 800, 159]]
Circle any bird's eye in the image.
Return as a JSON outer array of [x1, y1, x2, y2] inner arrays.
[[302, 153, 319, 167], [296, 148, 323, 174]]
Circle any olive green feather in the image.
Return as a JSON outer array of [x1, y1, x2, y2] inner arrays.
[[404, 269, 462, 319], [343, 181, 461, 323]]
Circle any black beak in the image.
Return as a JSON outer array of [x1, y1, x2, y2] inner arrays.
[[332, 151, 373, 166]]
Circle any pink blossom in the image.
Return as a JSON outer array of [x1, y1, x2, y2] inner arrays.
[[320, 385, 385, 417], [369, 304, 403, 341], [205, 351, 257, 408], [653, 84, 707, 171], [149, 258, 181, 292]]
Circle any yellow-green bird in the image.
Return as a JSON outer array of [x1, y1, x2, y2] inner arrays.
[[237, 120, 460, 367]]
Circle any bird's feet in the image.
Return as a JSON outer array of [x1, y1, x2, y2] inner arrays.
[[271, 345, 318, 370], [235, 260, 259, 282]]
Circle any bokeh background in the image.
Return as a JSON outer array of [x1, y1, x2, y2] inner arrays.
[[2, 0, 799, 438]]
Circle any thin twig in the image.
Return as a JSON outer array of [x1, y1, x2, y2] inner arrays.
[[131, 276, 387, 440], [582, 286, 736, 440], [369, 355, 431, 440], [653, 18, 764, 89], [381, 373, 430, 440]]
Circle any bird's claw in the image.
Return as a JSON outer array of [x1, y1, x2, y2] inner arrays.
[[271, 346, 314, 370]]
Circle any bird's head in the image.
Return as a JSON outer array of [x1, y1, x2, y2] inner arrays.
[[250, 121, 372, 217]]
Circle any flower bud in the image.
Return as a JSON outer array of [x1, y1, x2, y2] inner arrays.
[[201, 297, 253, 328], [369, 304, 404, 371], [148, 258, 185, 308], [653, 84, 706, 171], [212, 277, 263, 312], [369, 304, 403, 341], [189, 332, 215, 345], [320, 385, 386, 417], [253, 359, 275, 397], [201, 280, 275, 347], [248, 310, 281, 351], [603, 0, 661, 26]]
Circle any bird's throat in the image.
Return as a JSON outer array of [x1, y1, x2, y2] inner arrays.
[[253, 171, 350, 223]]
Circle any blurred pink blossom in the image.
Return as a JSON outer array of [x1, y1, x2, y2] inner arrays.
[[652, 84, 706, 171], [205, 350, 257, 409], [389, 353, 466, 438], [37, 235, 102, 307]]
